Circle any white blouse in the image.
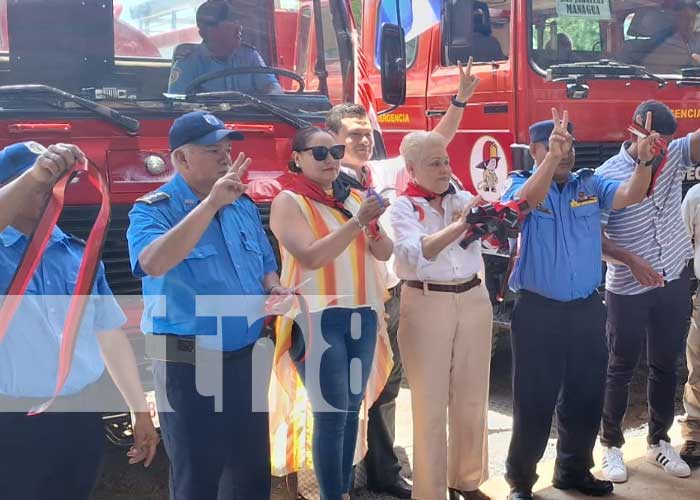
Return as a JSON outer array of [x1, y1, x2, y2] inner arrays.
[[390, 191, 484, 282]]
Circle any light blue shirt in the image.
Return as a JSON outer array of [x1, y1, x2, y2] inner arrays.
[[0, 226, 126, 397], [127, 174, 278, 351], [168, 42, 280, 94], [501, 169, 621, 301]]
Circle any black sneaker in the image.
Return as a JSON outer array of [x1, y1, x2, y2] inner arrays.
[[552, 472, 613, 497], [680, 440, 700, 466]]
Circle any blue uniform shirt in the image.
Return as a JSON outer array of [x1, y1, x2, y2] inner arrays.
[[168, 43, 280, 94], [0, 226, 126, 397], [502, 169, 621, 301], [127, 174, 278, 351]]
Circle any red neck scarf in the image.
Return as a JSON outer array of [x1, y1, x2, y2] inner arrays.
[[282, 173, 353, 218], [402, 181, 455, 200]]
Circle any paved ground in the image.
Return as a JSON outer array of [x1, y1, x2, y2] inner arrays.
[[94, 343, 692, 500]]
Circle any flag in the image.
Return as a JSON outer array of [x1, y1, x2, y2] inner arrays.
[[379, 0, 442, 42], [354, 30, 382, 132]]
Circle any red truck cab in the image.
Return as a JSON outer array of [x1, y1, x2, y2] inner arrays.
[[363, 0, 700, 202], [0, 0, 375, 439]]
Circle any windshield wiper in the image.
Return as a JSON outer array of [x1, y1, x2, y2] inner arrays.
[[0, 84, 140, 133], [547, 59, 667, 87], [189, 90, 311, 129]]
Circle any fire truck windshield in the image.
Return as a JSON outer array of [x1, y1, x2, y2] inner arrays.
[[529, 0, 700, 76], [0, 0, 346, 104]]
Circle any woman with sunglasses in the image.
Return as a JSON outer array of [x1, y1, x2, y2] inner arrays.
[[269, 127, 394, 500]]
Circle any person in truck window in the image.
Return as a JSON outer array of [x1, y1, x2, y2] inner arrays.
[[168, 0, 282, 95], [545, 33, 573, 64], [597, 101, 700, 483], [127, 111, 293, 500], [639, 0, 700, 74], [0, 142, 159, 500], [470, 3, 506, 62]]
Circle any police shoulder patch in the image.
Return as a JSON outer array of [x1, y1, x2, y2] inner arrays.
[[136, 191, 170, 205], [67, 234, 87, 246], [169, 68, 181, 86], [508, 170, 532, 178]]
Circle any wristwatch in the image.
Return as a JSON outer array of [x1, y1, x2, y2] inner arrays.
[[635, 157, 654, 167], [451, 95, 467, 108]]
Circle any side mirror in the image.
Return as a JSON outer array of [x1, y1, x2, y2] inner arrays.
[[379, 23, 407, 106], [442, 0, 474, 66], [510, 144, 534, 172]]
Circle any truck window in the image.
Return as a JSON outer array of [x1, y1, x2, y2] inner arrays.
[[375, 0, 418, 69], [529, 0, 700, 76], [441, 0, 510, 66]]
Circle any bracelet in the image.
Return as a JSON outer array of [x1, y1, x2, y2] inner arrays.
[[451, 95, 467, 108], [635, 157, 654, 167]]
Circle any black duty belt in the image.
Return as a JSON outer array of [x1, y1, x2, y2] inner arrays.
[[405, 276, 481, 294], [145, 334, 255, 365]]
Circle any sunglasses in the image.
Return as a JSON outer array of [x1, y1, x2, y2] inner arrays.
[[298, 145, 345, 161]]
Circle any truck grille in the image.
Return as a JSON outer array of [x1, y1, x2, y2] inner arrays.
[[57, 202, 278, 297], [58, 205, 140, 296]]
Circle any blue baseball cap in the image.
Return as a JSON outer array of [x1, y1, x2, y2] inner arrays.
[[0, 142, 45, 184], [169, 111, 244, 150], [529, 119, 575, 144]]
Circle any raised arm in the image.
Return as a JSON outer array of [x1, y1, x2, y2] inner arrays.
[[137, 154, 250, 276], [433, 58, 480, 144], [515, 109, 573, 207], [611, 112, 655, 210]]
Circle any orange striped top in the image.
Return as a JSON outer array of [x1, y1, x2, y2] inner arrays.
[[268, 188, 394, 475]]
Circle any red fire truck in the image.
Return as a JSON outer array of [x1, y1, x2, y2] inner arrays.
[[363, 0, 700, 325], [0, 0, 399, 441]]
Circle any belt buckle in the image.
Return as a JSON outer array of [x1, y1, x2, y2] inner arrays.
[[422, 281, 430, 295]]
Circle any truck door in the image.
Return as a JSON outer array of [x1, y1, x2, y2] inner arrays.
[[426, 0, 515, 200], [364, 0, 429, 155]]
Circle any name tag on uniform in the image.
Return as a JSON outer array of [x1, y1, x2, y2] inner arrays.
[[570, 194, 598, 208]]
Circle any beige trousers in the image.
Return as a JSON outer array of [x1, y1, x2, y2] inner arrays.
[[398, 282, 493, 500], [681, 292, 700, 442]]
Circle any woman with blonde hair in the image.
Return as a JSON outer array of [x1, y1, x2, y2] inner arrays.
[[391, 131, 493, 500]]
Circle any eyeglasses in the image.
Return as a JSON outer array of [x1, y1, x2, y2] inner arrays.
[[297, 145, 346, 161]]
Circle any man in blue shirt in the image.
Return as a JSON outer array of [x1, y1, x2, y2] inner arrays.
[[168, 0, 282, 95], [127, 111, 292, 500], [500, 110, 658, 500], [0, 142, 158, 500]]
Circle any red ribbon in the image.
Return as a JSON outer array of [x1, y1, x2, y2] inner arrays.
[[0, 159, 111, 415]]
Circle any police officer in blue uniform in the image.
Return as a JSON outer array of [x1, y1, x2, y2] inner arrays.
[[0, 142, 158, 500], [500, 110, 659, 500], [168, 0, 283, 95], [127, 111, 293, 500]]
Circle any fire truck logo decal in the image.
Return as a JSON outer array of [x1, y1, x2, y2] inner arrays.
[[470, 136, 508, 202]]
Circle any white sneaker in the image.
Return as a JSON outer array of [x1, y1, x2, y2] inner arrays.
[[602, 447, 628, 483], [646, 440, 692, 478]]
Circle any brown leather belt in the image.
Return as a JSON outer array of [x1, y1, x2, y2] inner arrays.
[[405, 276, 481, 294]]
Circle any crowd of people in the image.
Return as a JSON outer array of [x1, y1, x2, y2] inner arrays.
[[0, 59, 699, 500]]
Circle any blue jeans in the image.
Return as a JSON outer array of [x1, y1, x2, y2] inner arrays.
[[291, 307, 378, 500]]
